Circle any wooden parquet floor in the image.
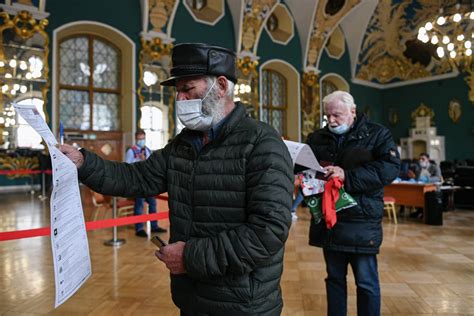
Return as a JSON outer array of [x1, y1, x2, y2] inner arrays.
[[1, 192, 473, 315]]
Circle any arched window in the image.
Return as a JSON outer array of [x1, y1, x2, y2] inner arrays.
[[261, 69, 287, 136], [16, 97, 45, 149], [140, 103, 168, 150], [321, 80, 338, 98], [58, 35, 121, 131]]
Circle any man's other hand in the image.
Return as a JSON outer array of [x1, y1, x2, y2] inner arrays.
[[58, 144, 84, 168], [155, 241, 186, 274], [324, 165, 345, 181]]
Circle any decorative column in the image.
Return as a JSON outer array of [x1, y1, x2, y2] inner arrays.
[[301, 71, 320, 140], [236, 55, 259, 119]]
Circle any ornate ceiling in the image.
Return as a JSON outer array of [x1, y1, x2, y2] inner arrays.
[[354, 0, 456, 86], [139, 0, 462, 88]]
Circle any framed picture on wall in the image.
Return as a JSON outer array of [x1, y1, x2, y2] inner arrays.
[[448, 99, 461, 123], [6, 0, 46, 11], [363, 105, 371, 119], [388, 107, 398, 126]]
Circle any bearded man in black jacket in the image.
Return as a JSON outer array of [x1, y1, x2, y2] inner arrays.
[[60, 43, 293, 315], [306, 91, 400, 316]]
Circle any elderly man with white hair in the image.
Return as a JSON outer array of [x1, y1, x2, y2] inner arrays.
[[306, 90, 400, 316], [59, 43, 293, 316]]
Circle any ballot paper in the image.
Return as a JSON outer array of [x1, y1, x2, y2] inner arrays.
[[13, 103, 91, 308], [283, 140, 325, 173]]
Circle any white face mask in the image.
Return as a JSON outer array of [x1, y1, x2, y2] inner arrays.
[[176, 80, 216, 131], [328, 123, 350, 135], [420, 160, 429, 168]]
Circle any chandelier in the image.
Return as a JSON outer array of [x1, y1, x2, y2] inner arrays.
[[417, 2, 474, 70]]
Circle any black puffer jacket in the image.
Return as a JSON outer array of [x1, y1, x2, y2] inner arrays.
[[306, 114, 400, 254], [78, 103, 294, 315]]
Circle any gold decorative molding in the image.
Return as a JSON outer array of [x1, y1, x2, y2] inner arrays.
[[306, 0, 360, 69], [236, 56, 259, 119], [411, 103, 435, 126], [240, 0, 278, 54], [464, 66, 474, 103], [301, 71, 320, 140], [0, 10, 48, 49], [137, 37, 174, 137], [357, 55, 431, 84], [0, 154, 39, 179], [356, 1, 453, 83], [137, 37, 173, 106], [237, 55, 258, 78], [0, 10, 50, 119]]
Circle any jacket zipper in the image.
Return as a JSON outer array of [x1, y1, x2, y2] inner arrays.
[[184, 137, 214, 241], [186, 154, 197, 241], [186, 142, 208, 241]]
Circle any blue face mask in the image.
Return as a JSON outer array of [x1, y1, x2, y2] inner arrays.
[[136, 139, 146, 148], [328, 123, 350, 135], [176, 80, 216, 131]]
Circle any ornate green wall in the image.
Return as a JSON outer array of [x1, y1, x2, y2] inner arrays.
[[7, 0, 473, 166], [382, 77, 474, 160], [171, 1, 235, 50]]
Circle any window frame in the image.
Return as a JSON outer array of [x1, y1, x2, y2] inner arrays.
[[57, 34, 122, 132], [262, 69, 288, 137], [140, 101, 169, 150]]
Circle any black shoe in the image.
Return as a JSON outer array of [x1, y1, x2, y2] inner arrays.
[[135, 230, 148, 238], [151, 226, 167, 233]]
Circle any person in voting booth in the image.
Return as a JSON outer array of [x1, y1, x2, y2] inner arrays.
[[125, 129, 167, 237], [59, 43, 293, 316], [306, 91, 400, 316]]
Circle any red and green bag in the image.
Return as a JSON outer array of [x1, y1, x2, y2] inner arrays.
[[305, 187, 357, 224]]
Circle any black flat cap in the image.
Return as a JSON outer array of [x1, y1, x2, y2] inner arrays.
[[160, 43, 237, 86]]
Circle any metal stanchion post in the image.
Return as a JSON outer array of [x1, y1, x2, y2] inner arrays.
[[104, 196, 126, 247], [38, 172, 47, 201], [29, 174, 35, 195]]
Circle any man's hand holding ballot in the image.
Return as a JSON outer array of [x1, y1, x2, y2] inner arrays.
[[58, 144, 84, 169]]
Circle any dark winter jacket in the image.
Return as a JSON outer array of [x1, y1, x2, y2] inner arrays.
[[306, 114, 400, 254], [78, 103, 294, 315]]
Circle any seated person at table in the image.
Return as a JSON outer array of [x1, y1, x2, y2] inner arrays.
[[399, 158, 419, 181], [410, 153, 442, 219], [417, 153, 442, 183]]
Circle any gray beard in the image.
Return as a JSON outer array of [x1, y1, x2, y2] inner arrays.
[[202, 85, 226, 126]]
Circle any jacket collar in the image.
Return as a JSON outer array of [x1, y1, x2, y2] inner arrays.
[[179, 102, 246, 145], [215, 102, 245, 141]]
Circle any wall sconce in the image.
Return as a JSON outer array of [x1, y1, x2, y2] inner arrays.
[[143, 70, 158, 104], [0, 10, 50, 149], [0, 54, 43, 96], [233, 81, 251, 103], [143, 70, 158, 87]]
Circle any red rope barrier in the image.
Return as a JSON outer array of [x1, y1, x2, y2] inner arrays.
[[0, 211, 169, 241], [0, 169, 52, 175]]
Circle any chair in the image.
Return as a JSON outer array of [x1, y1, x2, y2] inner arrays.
[[91, 190, 136, 220], [91, 190, 108, 221], [383, 196, 397, 224], [115, 198, 136, 217]]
